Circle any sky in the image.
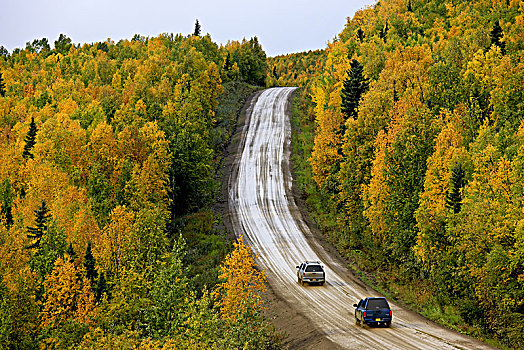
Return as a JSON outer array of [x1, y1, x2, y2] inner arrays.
[[0, 0, 377, 57]]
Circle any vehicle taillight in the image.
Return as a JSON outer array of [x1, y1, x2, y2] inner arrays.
[[363, 311, 367, 317], [389, 310, 392, 316], [302, 272, 305, 276]]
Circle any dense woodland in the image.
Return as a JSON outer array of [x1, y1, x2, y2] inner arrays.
[[273, 0, 524, 348], [0, 28, 278, 349], [3, 0, 524, 348]]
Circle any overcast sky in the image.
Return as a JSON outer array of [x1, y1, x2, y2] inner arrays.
[[1, 0, 377, 57]]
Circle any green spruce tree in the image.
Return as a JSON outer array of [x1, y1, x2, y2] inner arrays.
[[95, 272, 108, 302], [84, 241, 98, 284], [0, 275, 12, 348], [490, 21, 505, 54], [0, 179, 13, 228], [193, 19, 201, 37], [341, 58, 369, 121], [446, 163, 466, 214], [0, 72, 6, 97], [381, 21, 389, 42], [29, 219, 67, 300], [54, 34, 72, 55], [66, 242, 76, 261], [26, 201, 51, 249], [224, 51, 232, 71], [22, 117, 37, 159], [357, 28, 364, 43]]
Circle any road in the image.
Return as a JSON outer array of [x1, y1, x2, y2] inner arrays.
[[228, 87, 495, 349]]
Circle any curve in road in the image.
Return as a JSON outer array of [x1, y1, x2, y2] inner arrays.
[[228, 87, 495, 349]]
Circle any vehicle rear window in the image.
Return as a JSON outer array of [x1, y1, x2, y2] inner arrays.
[[305, 265, 322, 272], [367, 299, 389, 309]]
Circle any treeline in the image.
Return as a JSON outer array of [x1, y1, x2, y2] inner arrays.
[[267, 50, 325, 87], [0, 28, 276, 349], [282, 0, 524, 348]]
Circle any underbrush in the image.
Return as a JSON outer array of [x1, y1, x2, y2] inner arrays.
[[175, 211, 232, 294], [213, 81, 261, 154]]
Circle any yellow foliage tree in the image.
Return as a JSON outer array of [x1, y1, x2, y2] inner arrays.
[[213, 235, 266, 323], [362, 128, 390, 243], [414, 108, 470, 268], [40, 257, 96, 329], [97, 205, 135, 279], [128, 121, 171, 210], [310, 40, 350, 186]]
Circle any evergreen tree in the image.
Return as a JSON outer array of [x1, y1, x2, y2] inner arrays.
[[407, 0, 413, 12], [95, 272, 108, 302], [83, 241, 98, 284], [26, 38, 50, 54], [0, 72, 6, 97], [26, 201, 51, 249], [341, 59, 369, 121], [357, 28, 364, 43], [1, 206, 12, 228], [233, 36, 267, 86], [97, 42, 109, 53], [22, 117, 37, 159], [393, 80, 399, 102], [54, 34, 72, 55], [193, 19, 201, 37], [66, 242, 76, 261], [224, 51, 232, 71], [0, 179, 13, 228], [29, 219, 67, 302], [490, 21, 505, 54], [446, 163, 466, 214]]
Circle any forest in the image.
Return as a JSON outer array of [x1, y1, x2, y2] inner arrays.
[[3, 0, 524, 348], [0, 29, 278, 349], [271, 0, 524, 348]]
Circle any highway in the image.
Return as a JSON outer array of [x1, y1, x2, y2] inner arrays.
[[228, 87, 494, 349]]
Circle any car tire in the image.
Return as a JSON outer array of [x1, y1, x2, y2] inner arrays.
[[320, 281, 325, 286], [360, 318, 365, 328], [385, 321, 391, 328], [297, 276, 300, 284]]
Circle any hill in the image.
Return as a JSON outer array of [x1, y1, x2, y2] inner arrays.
[[282, 0, 524, 348]]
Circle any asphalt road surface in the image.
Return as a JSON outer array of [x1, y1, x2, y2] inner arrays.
[[228, 87, 495, 349]]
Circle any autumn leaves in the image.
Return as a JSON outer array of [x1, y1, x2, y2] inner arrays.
[[285, 0, 524, 347], [0, 31, 273, 348]]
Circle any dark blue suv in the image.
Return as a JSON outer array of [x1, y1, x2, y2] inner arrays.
[[353, 297, 392, 327]]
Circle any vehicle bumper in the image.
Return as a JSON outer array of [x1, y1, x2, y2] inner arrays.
[[303, 278, 325, 283], [363, 317, 392, 325]]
